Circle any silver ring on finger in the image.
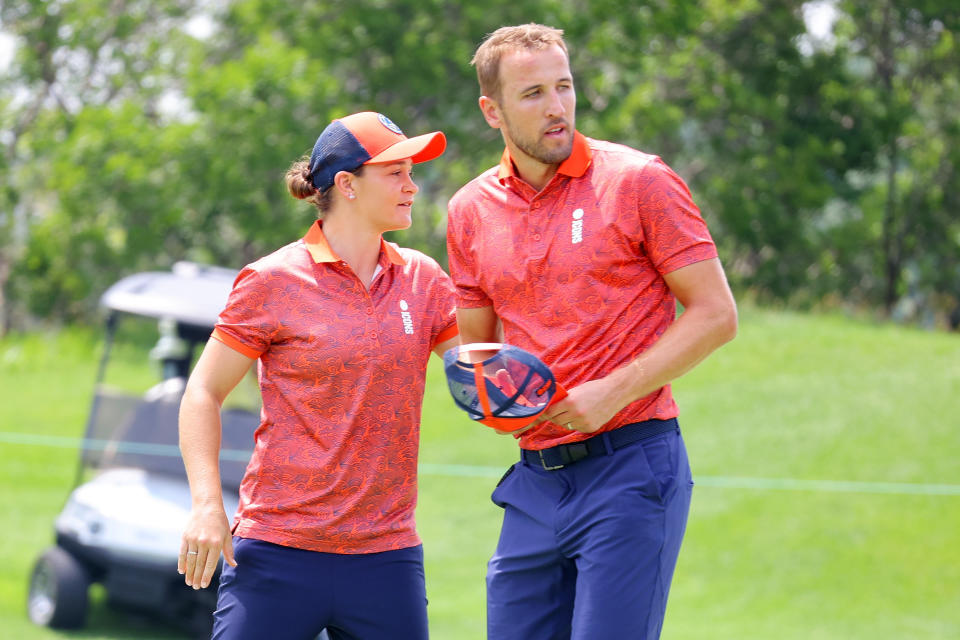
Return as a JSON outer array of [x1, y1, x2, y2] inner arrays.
[[187, 550, 199, 555]]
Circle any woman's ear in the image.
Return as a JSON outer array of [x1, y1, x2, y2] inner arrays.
[[333, 170, 357, 200]]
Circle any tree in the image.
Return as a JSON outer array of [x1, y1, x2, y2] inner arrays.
[[836, 0, 960, 317], [2, 0, 958, 328], [1, 0, 200, 325]]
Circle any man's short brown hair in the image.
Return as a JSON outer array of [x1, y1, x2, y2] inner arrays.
[[471, 23, 568, 102]]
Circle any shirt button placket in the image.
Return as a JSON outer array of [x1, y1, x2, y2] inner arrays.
[[530, 199, 546, 252], [366, 304, 380, 351]]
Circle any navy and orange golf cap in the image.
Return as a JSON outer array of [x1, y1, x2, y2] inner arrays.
[[443, 343, 568, 433], [307, 112, 446, 192]]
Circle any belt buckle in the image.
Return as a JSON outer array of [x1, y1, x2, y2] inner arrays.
[[538, 449, 565, 471]]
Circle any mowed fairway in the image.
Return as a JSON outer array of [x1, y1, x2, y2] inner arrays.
[[1, 307, 958, 639]]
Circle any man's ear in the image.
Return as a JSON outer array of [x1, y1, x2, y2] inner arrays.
[[479, 95, 502, 129]]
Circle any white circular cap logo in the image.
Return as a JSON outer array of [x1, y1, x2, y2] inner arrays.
[[399, 300, 409, 311], [378, 114, 404, 135], [572, 208, 584, 220]]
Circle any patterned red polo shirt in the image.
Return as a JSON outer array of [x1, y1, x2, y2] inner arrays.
[[447, 132, 717, 450], [212, 221, 457, 554]]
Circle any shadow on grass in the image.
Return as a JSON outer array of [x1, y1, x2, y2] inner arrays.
[[51, 585, 202, 640]]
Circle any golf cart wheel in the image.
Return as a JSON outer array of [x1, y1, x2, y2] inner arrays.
[[27, 546, 90, 629]]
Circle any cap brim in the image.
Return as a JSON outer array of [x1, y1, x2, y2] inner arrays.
[[366, 131, 446, 165], [476, 383, 568, 433]]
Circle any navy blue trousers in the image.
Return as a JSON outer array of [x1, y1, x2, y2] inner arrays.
[[487, 428, 693, 640], [211, 538, 428, 640]]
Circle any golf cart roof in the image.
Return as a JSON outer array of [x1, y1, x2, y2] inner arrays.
[[100, 261, 238, 328]]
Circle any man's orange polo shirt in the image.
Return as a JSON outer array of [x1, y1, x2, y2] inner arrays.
[[213, 221, 457, 554], [447, 132, 717, 450]]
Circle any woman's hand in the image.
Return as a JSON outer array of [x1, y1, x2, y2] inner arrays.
[[178, 501, 237, 589]]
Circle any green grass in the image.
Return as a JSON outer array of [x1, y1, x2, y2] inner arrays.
[[1, 308, 958, 639]]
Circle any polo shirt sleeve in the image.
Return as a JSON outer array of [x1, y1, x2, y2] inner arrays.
[[634, 158, 718, 275], [446, 198, 493, 309], [424, 259, 459, 348], [211, 266, 278, 359]]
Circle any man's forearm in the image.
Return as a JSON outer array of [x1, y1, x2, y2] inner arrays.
[[456, 306, 501, 344], [602, 299, 737, 413]]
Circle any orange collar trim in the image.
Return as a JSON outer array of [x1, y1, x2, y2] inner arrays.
[[303, 220, 406, 265], [497, 131, 592, 182]]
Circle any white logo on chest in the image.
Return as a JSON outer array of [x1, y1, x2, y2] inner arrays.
[[399, 300, 414, 334], [571, 208, 584, 244]]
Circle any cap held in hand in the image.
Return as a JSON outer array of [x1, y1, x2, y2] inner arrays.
[[443, 343, 567, 433]]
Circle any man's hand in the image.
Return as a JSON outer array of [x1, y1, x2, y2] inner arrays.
[[538, 377, 623, 433]]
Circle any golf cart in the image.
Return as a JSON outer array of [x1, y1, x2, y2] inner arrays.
[[26, 262, 259, 637]]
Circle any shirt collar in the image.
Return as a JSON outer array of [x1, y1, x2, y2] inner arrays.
[[497, 130, 592, 183], [303, 220, 406, 266]]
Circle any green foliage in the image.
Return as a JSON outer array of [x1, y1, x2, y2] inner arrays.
[[831, 1, 960, 315], [0, 0, 207, 322], [2, 0, 959, 327]]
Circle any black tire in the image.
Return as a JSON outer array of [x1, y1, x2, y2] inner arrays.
[[27, 546, 91, 629]]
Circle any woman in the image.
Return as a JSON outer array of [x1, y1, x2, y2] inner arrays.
[[178, 112, 458, 640]]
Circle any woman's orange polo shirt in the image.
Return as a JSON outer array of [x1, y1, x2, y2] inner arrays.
[[212, 221, 457, 554]]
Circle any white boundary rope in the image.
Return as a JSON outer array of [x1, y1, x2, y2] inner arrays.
[[3, 432, 958, 496]]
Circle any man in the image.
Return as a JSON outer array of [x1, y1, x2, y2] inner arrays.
[[446, 24, 738, 640]]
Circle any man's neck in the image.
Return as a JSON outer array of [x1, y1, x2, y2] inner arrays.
[[507, 146, 560, 193]]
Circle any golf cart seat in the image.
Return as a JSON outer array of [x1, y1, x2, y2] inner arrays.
[[87, 384, 258, 492]]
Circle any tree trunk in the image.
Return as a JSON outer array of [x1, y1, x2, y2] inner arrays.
[[881, 140, 901, 315], [876, 1, 903, 316], [0, 256, 9, 337]]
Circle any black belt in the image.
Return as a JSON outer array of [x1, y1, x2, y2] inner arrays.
[[521, 418, 679, 471]]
